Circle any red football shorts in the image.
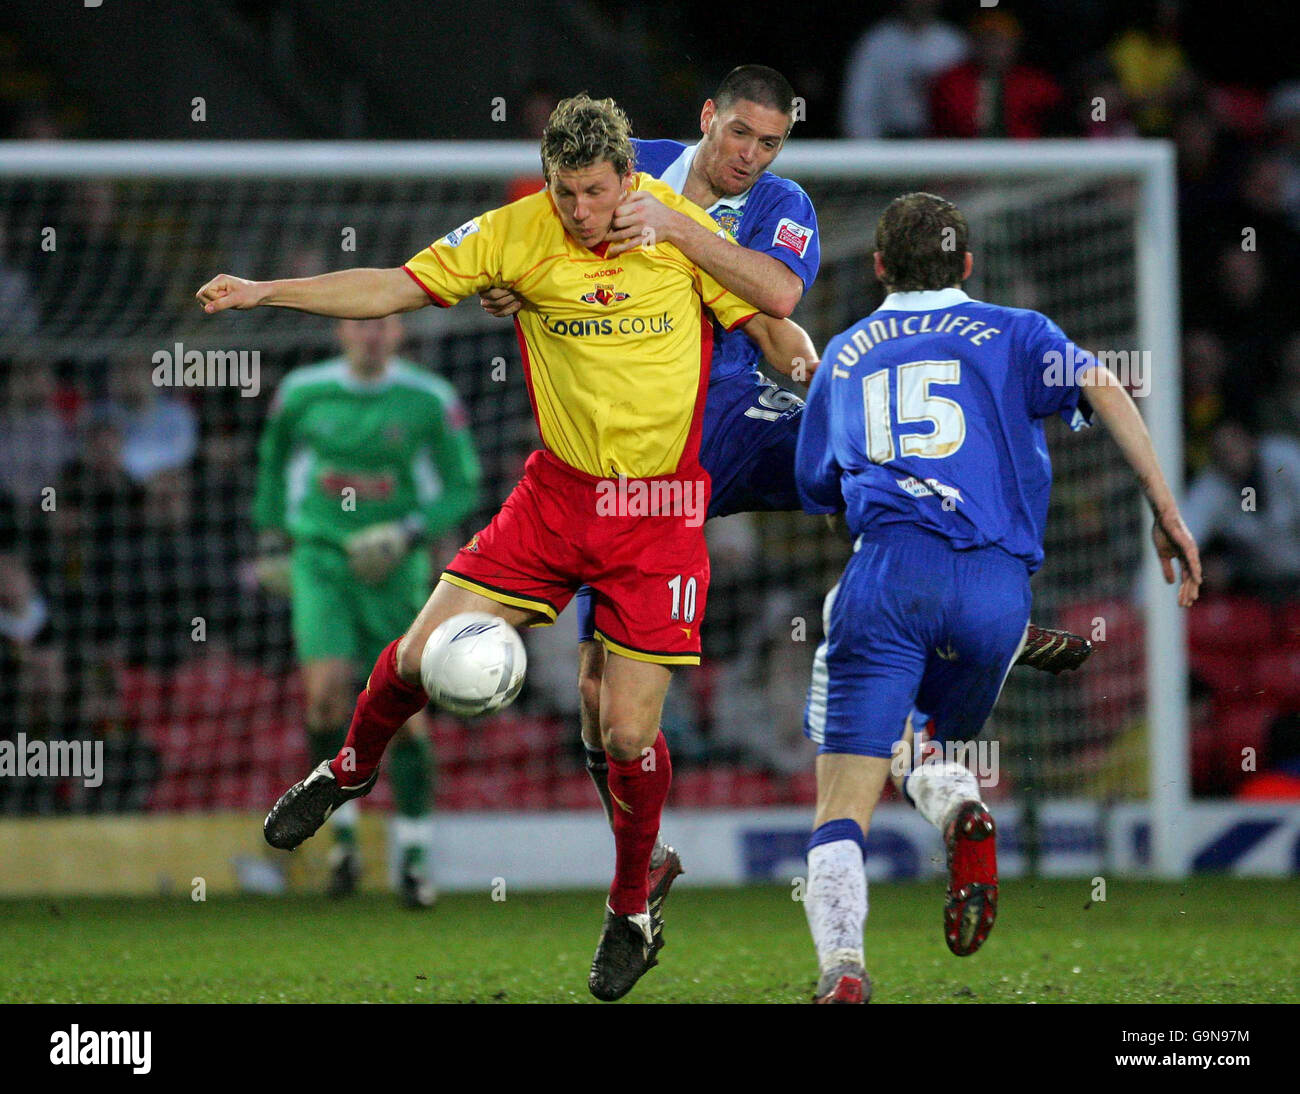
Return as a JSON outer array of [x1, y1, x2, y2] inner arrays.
[[441, 450, 710, 665]]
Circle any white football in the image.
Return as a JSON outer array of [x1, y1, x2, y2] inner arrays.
[[420, 612, 527, 717]]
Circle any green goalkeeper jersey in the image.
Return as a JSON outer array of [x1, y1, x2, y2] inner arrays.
[[254, 357, 481, 548]]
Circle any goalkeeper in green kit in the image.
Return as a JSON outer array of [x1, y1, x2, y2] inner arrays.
[[253, 315, 481, 906]]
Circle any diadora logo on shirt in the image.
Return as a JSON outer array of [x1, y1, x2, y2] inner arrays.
[[773, 217, 813, 257], [580, 283, 630, 306]]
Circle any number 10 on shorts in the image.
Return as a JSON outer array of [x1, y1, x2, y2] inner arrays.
[[667, 574, 697, 622]]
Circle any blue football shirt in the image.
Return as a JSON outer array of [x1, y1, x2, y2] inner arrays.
[[631, 138, 820, 384], [795, 288, 1094, 572]]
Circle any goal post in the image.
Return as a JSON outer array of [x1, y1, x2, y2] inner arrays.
[[0, 140, 1188, 876]]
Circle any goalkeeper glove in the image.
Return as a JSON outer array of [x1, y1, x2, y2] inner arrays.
[[254, 530, 293, 598], [346, 519, 420, 584]]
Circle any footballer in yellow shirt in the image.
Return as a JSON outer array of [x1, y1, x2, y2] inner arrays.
[[401, 131, 777, 667], [196, 92, 815, 1000], [403, 170, 755, 481]]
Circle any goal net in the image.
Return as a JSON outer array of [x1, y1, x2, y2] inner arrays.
[[0, 141, 1186, 873]]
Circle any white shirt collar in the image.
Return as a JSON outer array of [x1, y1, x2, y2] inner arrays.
[[878, 287, 971, 312], [658, 142, 751, 211]]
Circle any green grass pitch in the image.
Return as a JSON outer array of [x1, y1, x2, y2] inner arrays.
[[3, 878, 1297, 1003]]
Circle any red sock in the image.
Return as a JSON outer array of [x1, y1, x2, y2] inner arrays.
[[606, 731, 672, 915], [330, 639, 427, 786]]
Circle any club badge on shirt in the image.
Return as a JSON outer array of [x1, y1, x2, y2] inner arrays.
[[773, 217, 813, 257], [712, 209, 742, 238], [580, 285, 630, 306]]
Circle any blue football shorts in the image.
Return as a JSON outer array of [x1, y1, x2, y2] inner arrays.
[[804, 525, 1031, 756]]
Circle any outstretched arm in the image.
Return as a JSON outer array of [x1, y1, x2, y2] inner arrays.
[[1081, 365, 1202, 606], [196, 267, 429, 319]]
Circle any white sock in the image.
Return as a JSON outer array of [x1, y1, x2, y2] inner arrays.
[[904, 760, 980, 830], [805, 840, 867, 974]]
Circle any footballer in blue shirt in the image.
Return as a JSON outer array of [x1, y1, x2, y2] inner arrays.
[[481, 68, 1097, 933], [794, 192, 1201, 1003]]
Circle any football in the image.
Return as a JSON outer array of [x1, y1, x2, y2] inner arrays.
[[420, 611, 527, 717]]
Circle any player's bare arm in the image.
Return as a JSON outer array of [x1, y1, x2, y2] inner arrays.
[[742, 313, 818, 381], [196, 266, 428, 319], [1081, 364, 1203, 606], [605, 190, 803, 318]]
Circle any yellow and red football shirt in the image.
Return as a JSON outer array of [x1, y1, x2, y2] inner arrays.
[[402, 174, 757, 480]]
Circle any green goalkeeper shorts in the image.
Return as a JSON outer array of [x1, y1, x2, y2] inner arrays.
[[290, 541, 432, 667]]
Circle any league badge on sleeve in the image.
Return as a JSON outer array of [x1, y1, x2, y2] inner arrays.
[[773, 217, 813, 257], [443, 220, 480, 247]]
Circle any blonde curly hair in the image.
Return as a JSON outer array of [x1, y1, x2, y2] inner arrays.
[[540, 93, 636, 182]]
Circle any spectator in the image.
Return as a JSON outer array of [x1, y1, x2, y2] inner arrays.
[[839, 0, 967, 139], [100, 356, 198, 483], [51, 407, 148, 661], [1182, 329, 1228, 474], [0, 359, 76, 506], [1268, 81, 1300, 232], [0, 550, 51, 652], [929, 11, 1063, 139], [1073, 54, 1138, 139], [1231, 152, 1300, 288], [0, 222, 41, 338], [516, 79, 562, 140], [1198, 244, 1284, 394], [710, 589, 818, 775], [505, 80, 559, 203], [135, 465, 219, 668], [192, 389, 268, 658], [1174, 109, 1240, 236], [1181, 418, 1300, 598], [8, 103, 63, 141], [1105, 0, 1195, 137], [48, 180, 156, 331], [1261, 332, 1300, 441], [1191, 150, 1300, 329], [0, 522, 72, 812], [78, 662, 158, 813]]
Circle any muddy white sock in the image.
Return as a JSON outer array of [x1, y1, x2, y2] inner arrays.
[[904, 761, 980, 830], [805, 819, 868, 974]]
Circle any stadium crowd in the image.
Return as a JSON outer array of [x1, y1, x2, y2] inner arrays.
[[1, 0, 1298, 813]]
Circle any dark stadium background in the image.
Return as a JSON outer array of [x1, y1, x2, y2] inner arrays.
[[1, 1, 1295, 140], [1, 0, 1298, 847]]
